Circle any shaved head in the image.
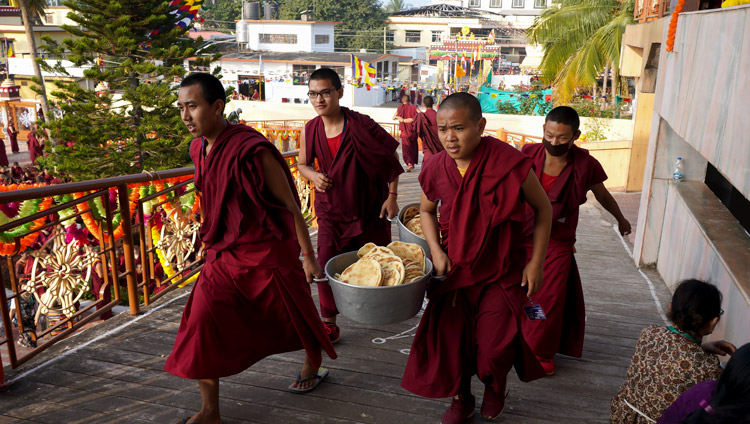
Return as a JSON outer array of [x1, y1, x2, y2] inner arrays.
[[438, 92, 482, 123]]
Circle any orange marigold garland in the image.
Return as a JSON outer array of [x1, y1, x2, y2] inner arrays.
[[0, 184, 54, 256], [666, 0, 687, 52]]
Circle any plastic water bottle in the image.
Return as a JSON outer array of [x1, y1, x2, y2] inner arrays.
[[673, 157, 684, 183]]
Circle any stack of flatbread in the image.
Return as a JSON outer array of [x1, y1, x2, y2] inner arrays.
[[335, 241, 427, 287], [401, 206, 424, 238]]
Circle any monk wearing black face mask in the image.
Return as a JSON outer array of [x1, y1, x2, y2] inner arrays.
[[519, 106, 632, 376]]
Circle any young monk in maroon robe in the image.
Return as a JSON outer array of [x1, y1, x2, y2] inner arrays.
[[7, 121, 19, 153], [165, 73, 336, 424], [299, 68, 403, 343], [402, 93, 553, 423], [27, 126, 44, 163], [393, 94, 420, 171], [414, 95, 443, 163], [520, 106, 631, 376]]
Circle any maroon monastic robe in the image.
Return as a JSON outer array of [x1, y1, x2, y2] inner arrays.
[[7, 126, 19, 153], [305, 108, 403, 317], [402, 137, 545, 399], [10, 165, 22, 181], [27, 132, 43, 163], [414, 108, 442, 164], [520, 143, 607, 359], [165, 123, 336, 379], [0, 138, 8, 166], [396, 103, 419, 166]]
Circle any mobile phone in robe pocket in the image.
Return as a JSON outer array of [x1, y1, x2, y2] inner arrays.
[[523, 297, 546, 321]]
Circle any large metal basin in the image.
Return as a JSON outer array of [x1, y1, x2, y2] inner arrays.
[[394, 202, 431, 257], [325, 251, 433, 325]]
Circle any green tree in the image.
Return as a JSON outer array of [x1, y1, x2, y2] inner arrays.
[[37, 0, 219, 180], [278, 0, 388, 52], [384, 0, 410, 13], [527, 0, 634, 103], [18, 0, 52, 122], [199, 0, 242, 31]]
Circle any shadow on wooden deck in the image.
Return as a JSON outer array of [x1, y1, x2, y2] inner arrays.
[[0, 161, 672, 424]]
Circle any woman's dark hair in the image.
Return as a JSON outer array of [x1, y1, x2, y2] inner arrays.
[[423, 95, 434, 108], [682, 343, 750, 424], [668, 279, 722, 334]]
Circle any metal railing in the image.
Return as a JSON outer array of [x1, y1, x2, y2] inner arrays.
[[0, 150, 305, 371], [634, 0, 670, 22]]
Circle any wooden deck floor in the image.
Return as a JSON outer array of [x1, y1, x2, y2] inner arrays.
[[0, 159, 672, 424]]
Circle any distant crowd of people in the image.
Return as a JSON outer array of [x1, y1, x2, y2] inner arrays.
[[0, 163, 67, 186]]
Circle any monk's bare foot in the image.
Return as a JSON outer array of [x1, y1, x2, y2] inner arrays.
[[183, 410, 220, 424], [291, 360, 318, 391]]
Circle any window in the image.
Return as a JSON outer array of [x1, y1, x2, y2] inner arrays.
[[45, 13, 54, 24], [385, 30, 395, 42], [468, 0, 481, 7], [490, 0, 502, 7], [293, 64, 317, 85], [314, 34, 330, 44], [392, 61, 398, 75], [534, 0, 546, 7], [329, 66, 346, 80], [405, 30, 421, 43], [259, 33, 298, 44], [512, 0, 524, 7], [431, 31, 442, 42]]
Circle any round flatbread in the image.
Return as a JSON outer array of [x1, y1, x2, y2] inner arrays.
[[402, 206, 419, 224], [405, 217, 424, 238], [382, 260, 405, 286], [362, 246, 396, 260], [340, 258, 383, 287], [357, 242, 377, 258], [387, 241, 425, 273]]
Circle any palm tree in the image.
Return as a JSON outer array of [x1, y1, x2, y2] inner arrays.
[[527, 0, 634, 103], [16, 0, 51, 122], [385, 0, 411, 13]]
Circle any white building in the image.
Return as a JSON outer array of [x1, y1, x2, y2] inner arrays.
[[387, 4, 535, 66], [429, 0, 551, 28], [236, 19, 337, 53], [212, 52, 411, 107]]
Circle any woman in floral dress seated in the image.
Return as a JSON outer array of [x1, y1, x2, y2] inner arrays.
[[610, 279, 737, 423]]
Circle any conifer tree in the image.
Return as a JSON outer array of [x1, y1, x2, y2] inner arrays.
[[38, 0, 219, 180]]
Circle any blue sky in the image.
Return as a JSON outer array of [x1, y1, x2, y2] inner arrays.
[[407, 0, 433, 7]]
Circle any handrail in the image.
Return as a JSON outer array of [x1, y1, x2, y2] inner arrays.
[[497, 128, 542, 148], [0, 148, 304, 371]]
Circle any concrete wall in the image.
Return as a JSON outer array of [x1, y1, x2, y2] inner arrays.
[[634, 6, 750, 346]]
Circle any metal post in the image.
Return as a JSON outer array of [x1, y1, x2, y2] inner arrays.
[[117, 184, 140, 315]]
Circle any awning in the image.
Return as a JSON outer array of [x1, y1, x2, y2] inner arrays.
[[519, 55, 542, 70]]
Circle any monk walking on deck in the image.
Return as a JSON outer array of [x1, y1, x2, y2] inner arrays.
[[402, 93, 553, 423], [6, 121, 19, 153], [414, 95, 443, 163], [27, 125, 44, 163], [393, 94, 420, 171], [299, 68, 403, 343], [165, 73, 336, 424], [521, 106, 631, 376]]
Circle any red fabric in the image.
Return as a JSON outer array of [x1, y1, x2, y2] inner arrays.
[[27, 132, 43, 163], [519, 143, 607, 359], [396, 104, 419, 166], [521, 143, 607, 245], [0, 138, 8, 166], [165, 123, 336, 380], [6, 126, 19, 153], [11, 165, 22, 180], [415, 108, 443, 164], [402, 137, 544, 399], [326, 132, 341, 158], [540, 172, 558, 193], [305, 108, 402, 317]]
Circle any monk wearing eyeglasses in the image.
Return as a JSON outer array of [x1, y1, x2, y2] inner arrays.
[[298, 67, 404, 344]]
